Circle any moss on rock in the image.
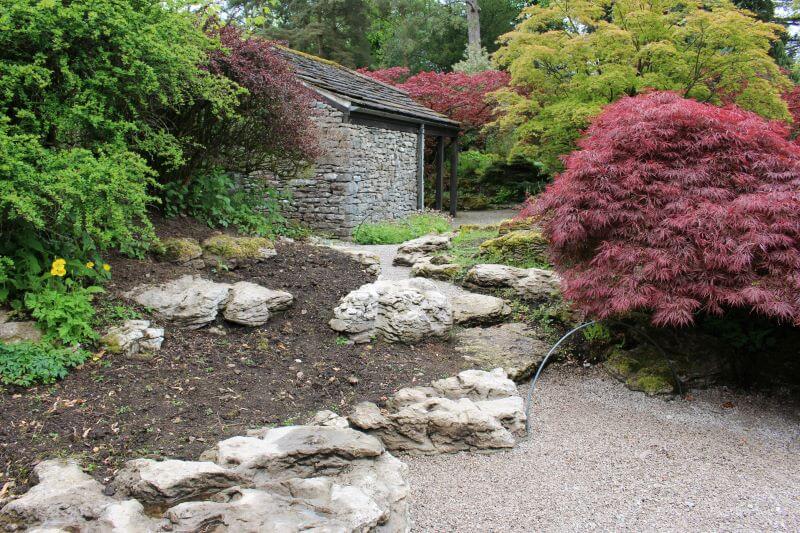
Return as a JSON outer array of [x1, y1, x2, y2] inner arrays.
[[478, 230, 549, 267], [201, 235, 275, 260], [154, 237, 203, 263], [605, 347, 675, 395], [498, 217, 537, 235]]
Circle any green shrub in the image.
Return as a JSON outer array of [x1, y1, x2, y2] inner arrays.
[[353, 213, 451, 244], [453, 150, 548, 208], [25, 284, 103, 347], [162, 169, 292, 237], [0, 341, 88, 387]]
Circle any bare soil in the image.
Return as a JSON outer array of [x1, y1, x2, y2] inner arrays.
[[0, 217, 465, 494]]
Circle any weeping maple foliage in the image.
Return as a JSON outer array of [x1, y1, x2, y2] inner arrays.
[[359, 67, 510, 139], [523, 91, 800, 327]]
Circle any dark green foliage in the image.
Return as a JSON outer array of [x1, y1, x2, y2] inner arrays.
[[162, 169, 292, 237], [457, 151, 548, 206], [0, 342, 88, 387]]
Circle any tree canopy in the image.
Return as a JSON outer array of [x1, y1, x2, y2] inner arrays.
[[493, 0, 792, 172]]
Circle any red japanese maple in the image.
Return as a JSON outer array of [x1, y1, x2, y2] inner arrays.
[[523, 91, 800, 327], [359, 68, 510, 138]]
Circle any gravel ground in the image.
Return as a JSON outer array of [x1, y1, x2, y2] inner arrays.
[[406, 365, 800, 532], [452, 209, 519, 227]]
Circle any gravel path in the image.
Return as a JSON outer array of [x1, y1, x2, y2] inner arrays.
[[452, 209, 519, 227], [406, 365, 800, 532], [341, 212, 800, 531]]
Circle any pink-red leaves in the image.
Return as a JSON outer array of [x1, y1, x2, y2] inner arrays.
[[525, 91, 800, 327]]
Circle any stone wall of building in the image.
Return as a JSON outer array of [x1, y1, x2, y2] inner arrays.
[[264, 101, 419, 238]]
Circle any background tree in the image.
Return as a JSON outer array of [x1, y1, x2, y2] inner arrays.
[[493, 0, 791, 172]]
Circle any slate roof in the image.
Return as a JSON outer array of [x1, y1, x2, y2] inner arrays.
[[274, 47, 460, 131]]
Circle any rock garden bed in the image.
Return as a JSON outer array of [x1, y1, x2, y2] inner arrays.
[[0, 219, 467, 497]]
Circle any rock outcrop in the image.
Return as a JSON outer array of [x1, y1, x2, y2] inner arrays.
[[100, 319, 164, 355], [452, 292, 511, 326], [124, 276, 292, 329], [393, 234, 452, 267], [0, 320, 42, 344], [464, 264, 561, 301], [1, 426, 410, 532], [329, 278, 453, 343], [454, 323, 549, 381], [348, 368, 526, 455], [154, 237, 204, 265]]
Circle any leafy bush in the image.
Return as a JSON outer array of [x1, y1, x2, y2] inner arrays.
[[0, 342, 88, 387], [353, 213, 451, 244], [457, 150, 547, 206], [162, 169, 291, 236], [527, 92, 800, 327], [25, 284, 103, 347], [161, 25, 318, 182]]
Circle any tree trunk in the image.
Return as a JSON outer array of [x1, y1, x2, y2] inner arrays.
[[466, 0, 481, 48]]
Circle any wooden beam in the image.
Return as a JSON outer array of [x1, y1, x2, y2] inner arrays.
[[417, 124, 425, 210], [449, 137, 459, 217], [435, 136, 444, 211]]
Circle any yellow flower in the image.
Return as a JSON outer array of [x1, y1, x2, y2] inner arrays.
[[102, 263, 111, 272], [86, 261, 95, 269], [50, 258, 67, 277]]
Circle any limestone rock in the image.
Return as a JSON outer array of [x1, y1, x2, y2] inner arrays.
[[155, 237, 203, 263], [349, 398, 516, 455], [92, 499, 160, 532], [0, 320, 42, 344], [498, 217, 537, 235], [452, 292, 511, 326], [0, 459, 114, 529], [410, 260, 460, 280], [336, 248, 382, 276], [464, 264, 529, 288], [348, 369, 525, 455], [393, 234, 452, 266], [454, 323, 550, 382], [464, 264, 561, 302], [101, 319, 164, 355], [513, 268, 561, 301], [207, 426, 384, 484], [124, 275, 231, 329], [432, 368, 518, 400], [330, 278, 453, 344], [308, 409, 350, 429], [110, 458, 243, 505], [375, 283, 452, 343], [202, 234, 276, 261], [223, 282, 294, 326]]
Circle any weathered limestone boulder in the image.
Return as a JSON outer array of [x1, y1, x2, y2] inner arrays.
[[464, 264, 530, 288], [454, 323, 550, 382], [110, 459, 244, 505], [464, 264, 561, 301], [308, 409, 350, 429], [336, 248, 382, 276], [349, 368, 525, 455], [479, 230, 549, 266], [393, 234, 452, 266], [329, 278, 453, 343], [124, 275, 231, 329], [452, 292, 511, 326], [154, 237, 203, 264], [223, 282, 294, 326], [349, 398, 516, 455], [0, 459, 157, 531], [100, 319, 164, 355], [0, 320, 42, 344], [201, 234, 276, 264], [410, 260, 460, 280]]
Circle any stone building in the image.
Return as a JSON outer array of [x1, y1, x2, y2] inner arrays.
[[268, 48, 461, 238]]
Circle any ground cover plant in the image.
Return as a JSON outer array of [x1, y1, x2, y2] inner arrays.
[[527, 91, 800, 327], [353, 213, 451, 244]]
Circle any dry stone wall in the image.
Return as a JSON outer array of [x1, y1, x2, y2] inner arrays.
[[264, 101, 419, 238]]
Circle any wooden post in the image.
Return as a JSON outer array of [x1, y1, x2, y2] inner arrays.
[[435, 136, 444, 211], [416, 124, 425, 210], [449, 137, 459, 217]]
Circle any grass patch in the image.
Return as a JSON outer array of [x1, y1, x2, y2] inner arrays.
[[352, 213, 451, 244]]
